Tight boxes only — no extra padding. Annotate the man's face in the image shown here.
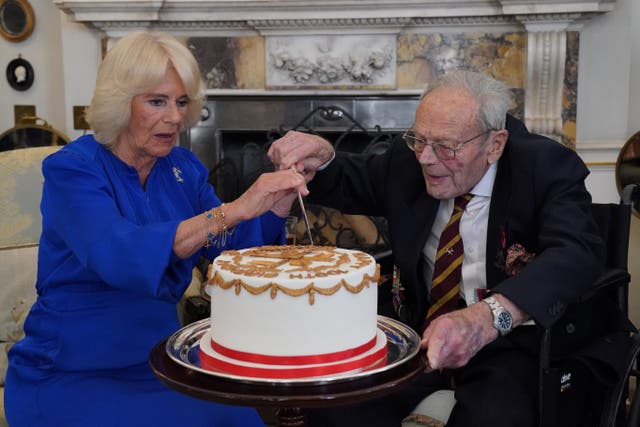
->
[412,87,507,200]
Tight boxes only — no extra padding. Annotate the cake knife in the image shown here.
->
[291,166,314,245]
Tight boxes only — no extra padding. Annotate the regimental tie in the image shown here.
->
[424,193,473,330]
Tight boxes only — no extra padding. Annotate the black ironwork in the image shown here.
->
[207,105,400,256]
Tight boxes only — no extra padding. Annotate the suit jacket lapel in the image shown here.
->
[410,194,438,259]
[402,191,439,326]
[486,151,512,287]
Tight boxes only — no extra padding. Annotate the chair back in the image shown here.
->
[0,146,61,378]
[0,145,61,248]
[591,202,631,271]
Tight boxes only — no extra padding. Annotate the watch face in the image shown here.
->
[496,311,512,331]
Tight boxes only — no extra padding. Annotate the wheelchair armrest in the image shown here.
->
[579,268,630,304]
[539,268,630,368]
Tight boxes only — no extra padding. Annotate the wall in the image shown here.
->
[1,2,65,135]
[575,0,640,325]
[0,1,100,140]
[0,0,638,322]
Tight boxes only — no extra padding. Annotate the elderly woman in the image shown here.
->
[4,31,306,426]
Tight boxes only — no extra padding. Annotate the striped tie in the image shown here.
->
[424,193,473,329]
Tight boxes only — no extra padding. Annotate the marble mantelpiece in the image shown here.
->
[54,0,617,145]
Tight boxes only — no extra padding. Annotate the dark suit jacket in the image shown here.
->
[308,115,605,339]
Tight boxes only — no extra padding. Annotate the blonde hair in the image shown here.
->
[85,31,205,146]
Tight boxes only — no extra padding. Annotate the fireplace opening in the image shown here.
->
[207,105,406,252]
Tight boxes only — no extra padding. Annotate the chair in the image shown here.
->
[403,184,640,427]
[539,185,640,427]
[0,146,62,427]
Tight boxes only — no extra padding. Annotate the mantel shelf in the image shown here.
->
[54,0,616,35]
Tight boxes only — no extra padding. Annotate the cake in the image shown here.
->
[200,245,387,379]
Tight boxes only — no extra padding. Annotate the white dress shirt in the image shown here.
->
[422,162,497,305]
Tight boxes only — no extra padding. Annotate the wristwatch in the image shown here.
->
[483,295,513,335]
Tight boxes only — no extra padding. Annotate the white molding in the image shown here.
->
[54,1,617,36]
[499,0,615,14]
[576,139,626,150]
[576,139,625,165]
[203,88,423,97]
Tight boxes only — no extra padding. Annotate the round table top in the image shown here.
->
[149,338,426,409]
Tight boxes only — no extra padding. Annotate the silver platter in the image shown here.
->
[166,315,421,385]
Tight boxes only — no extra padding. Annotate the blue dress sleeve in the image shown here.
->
[40,149,190,301]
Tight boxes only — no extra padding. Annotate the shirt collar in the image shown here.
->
[470,161,497,198]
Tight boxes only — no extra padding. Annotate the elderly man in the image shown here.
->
[268,71,606,427]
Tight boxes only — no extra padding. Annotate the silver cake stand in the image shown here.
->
[149,315,425,427]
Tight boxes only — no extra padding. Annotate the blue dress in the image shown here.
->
[5,135,282,426]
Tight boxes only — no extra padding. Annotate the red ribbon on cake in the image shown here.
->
[199,345,388,379]
[210,336,377,366]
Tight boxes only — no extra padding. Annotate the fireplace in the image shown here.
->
[182,94,419,253]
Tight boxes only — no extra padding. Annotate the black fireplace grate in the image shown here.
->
[208,106,401,253]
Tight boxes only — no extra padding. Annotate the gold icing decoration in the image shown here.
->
[207,245,380,305]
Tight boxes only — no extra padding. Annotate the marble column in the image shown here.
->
[517,16,578,138]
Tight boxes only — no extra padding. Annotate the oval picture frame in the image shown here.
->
[0,0,35,42]
[6,56,34,91]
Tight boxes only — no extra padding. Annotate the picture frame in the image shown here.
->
[6,56,34,91]
[0,0,35,42]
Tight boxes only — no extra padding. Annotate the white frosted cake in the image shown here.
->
[200,245,387,379]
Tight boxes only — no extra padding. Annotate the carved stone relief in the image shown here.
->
[266,35,396,88]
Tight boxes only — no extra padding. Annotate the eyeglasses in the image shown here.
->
[402,128,494,160]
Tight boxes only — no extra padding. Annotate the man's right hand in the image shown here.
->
[268,130,335,181]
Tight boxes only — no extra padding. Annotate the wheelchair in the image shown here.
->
[538,183,640,427]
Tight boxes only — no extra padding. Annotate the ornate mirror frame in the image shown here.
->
[616,131,640,217]
[0,0,35,42]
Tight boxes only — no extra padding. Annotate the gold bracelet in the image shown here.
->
[204,203,234,248]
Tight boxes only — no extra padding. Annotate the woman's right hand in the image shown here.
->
[174,169,307,259]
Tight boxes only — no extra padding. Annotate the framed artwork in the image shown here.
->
[6,56,34,91]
